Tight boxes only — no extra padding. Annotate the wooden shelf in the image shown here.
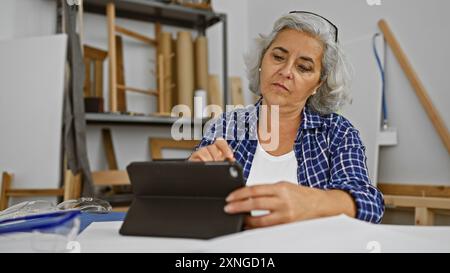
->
[85,112,208,126]
[83,0,225,30]
[82,0,229,109]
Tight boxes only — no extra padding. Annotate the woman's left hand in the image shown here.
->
[224,182,328,229]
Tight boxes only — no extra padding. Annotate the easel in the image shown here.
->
[106,3,170,115]
[378,20,450,225]
[1,171,81,211]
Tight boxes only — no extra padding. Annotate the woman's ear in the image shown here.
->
[311,84,321,95]
[312,79,325,95]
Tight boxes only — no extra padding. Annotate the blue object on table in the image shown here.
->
[79,212,126,233]
[0,210,81,235]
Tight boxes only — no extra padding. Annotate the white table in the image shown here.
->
[75,215,450,253]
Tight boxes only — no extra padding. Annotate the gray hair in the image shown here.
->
[244,13,352,115]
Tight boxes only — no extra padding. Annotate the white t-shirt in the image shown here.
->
[246,139,298,216]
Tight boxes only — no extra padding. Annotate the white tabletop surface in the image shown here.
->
[73,215,450,253]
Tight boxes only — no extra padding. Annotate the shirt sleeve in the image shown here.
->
[327,126,385,224]
[191,114,224,153]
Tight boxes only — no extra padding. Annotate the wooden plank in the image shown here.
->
[115,35,127,112]
[83,59,91,97]
[84,45,107,60]
[230,77,244,106]
[107,3,117,112]
[112,206,129,212]
[1,172,13,210]
[194,36,208,91]
[157,54,165,113]
[64,170,81,201]
[149,138,198,160]
[92,170,130,186]
[378,183,450,198]
[384,195,450,210]
[6,189,64,197]
[115,25,156,46]
[117,84,158,96]
[378,20,450,154]
[415,207,434,226]
[159,32,173,113]
[177,1,212,10]
[101,128,118,170]
[94,60,104,98]
[208,74,223,108]
[171,37,178,106]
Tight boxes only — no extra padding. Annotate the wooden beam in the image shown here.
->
[230,77,244,106]
[178,2,212,10]
[116,35,127,112]
[115,25,157,46]
[415,207,434,226]
[112,206,129,212]
[92,170,130,186]
[6,189,64,197]
[157,54,165,113]
[1,172,13,210]
[107,3,118,112]
[64,170,81,201]
[118,84,158,96]
[83,59,91,97]
[101,128,118,170]
[378,183,450,198]
[378,19,450,154]
[94,60,104,98]
[149,138,198,160]
[84,45,108,60]
[384,195,450,210]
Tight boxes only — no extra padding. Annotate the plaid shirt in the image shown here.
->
[195,100,384,223]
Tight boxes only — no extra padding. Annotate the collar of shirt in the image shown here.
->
[246,97,325,142]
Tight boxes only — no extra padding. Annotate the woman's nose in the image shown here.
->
[278,63,294,79]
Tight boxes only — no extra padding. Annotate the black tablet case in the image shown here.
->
[119,161,245,239]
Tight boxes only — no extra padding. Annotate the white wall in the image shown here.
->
[0,0,56,39]
[235,0,450,185]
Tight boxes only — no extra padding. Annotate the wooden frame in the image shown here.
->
[376,20,450,225]
[378,20,450,154]
[379,183,450,225]
[106,2,166,114]
[83,45,107,98]
[149,138,198,160]
[378,183,450,198]
[0,171,81,211]
[384,195,450,225]
[90,170,130,212]
[91,170,130,186]
[101,128,118,170]
[172,0,212,11]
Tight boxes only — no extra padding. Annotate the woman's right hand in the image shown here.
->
[189,138,235,162]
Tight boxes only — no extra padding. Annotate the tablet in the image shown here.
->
[119,161,245,239]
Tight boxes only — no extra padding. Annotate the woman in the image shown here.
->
[189,11,384,228]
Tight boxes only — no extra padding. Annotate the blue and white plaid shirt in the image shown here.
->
[195,99,384,223]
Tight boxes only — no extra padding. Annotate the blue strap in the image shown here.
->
[0,210,80,235]
[372,33,388,128]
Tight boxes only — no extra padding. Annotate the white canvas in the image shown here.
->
[0,34,67,204]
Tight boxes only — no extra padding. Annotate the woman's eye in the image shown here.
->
[273,54,284,61]
[297,65,312,72]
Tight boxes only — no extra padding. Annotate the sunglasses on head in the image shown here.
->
[289,11,338,43]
